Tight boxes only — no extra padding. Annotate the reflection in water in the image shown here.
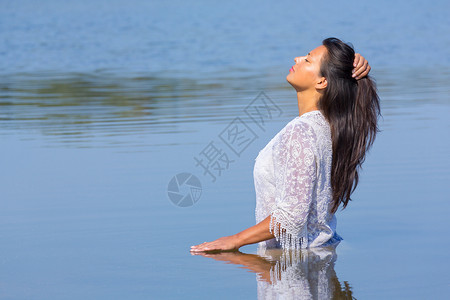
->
[193,245,354,300]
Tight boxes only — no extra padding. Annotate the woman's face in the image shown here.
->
[286,45,327,92]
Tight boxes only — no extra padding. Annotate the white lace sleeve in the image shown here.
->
[269,120,317,250]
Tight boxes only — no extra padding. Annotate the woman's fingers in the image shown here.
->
[191,244,217,252]
[352,53,364,77]
[190,241,216,252]
[354,62,370,79]
[360,63,371,79]
[190,236,239,253]
[353,53,362,68]
[352,53,371,80]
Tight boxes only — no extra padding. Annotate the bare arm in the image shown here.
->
[190,215,275,252]
[235,215,276,247]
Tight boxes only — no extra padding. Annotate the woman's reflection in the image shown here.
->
[192,244,354,299]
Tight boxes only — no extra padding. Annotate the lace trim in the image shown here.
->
[269,209,307,251]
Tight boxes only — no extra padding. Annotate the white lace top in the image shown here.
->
[254,110,342,250]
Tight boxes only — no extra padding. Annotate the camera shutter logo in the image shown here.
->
[167,173,202,207]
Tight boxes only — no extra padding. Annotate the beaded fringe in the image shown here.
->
[269,213,307,252]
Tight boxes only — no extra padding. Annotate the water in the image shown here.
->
[1,0,449,299]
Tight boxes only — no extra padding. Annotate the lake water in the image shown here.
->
[1,0,449,299]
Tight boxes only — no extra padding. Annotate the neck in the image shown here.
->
[296,89,320,117]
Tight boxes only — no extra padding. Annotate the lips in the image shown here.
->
[289,66,294,72]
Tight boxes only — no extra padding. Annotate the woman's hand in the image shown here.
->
[353,53,371,80]
[191,216,274,253]
[190,235,240,253]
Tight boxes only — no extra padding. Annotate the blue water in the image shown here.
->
[1,0,449,299]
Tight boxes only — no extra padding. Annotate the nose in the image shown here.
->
[294,56,305,64]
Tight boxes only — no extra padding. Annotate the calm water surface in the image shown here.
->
[1,0,449,299]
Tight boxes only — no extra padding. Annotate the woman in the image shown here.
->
[191,38,379,252]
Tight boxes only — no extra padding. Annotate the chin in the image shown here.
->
[286,76,295,88]
[286,74,293,84]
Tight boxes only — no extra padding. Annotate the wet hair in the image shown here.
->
[318,37,380,213]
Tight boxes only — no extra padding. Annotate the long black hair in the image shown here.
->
[318,37,380,213]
